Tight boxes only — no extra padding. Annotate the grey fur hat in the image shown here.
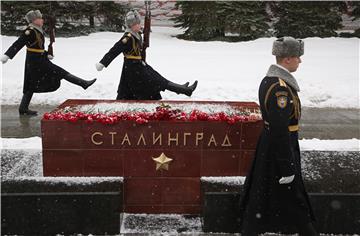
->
[25,10,42,23]
[272,37,304,57]
[125,10,141,28]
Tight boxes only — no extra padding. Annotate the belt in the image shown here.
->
[288,125,299,132]
[264,121,299,132]
[27,48,45,53]
[124,55,142,60]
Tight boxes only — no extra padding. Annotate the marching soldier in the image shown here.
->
[95,10,198,100]
[1,10,96,116]
[239,37,318,236]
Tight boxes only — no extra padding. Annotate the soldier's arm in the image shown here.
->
[4,29,33,59]
[99,35,131,67]
[267,85,295,177]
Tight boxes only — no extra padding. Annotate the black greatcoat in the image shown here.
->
[239,72,315,234]
[99,32,169,100]
[4,25,69,93]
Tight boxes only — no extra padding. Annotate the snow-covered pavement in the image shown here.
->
[1,27,359,108]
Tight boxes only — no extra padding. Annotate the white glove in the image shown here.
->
[279,175,295,184]
[1,54,10,64]
[95,62,105,71]
[48,54,54,60]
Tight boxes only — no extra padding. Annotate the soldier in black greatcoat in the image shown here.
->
[1,10,96,116]
[96,10,198,100]
[239,37,318,236]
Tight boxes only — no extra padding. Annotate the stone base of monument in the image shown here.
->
[1,177,123,235]
[201,151,360,234]
[41,99,263,214]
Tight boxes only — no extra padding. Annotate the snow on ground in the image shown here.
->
[1,137,359,151]
[120,213,202,234]
[1,149,42,178]
[13,176,123,184]
[0,136,41,149]
[1,27,359,108]
[300,138,360,151]
[201,176,246,186]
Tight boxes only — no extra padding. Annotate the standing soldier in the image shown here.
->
[95,10,198,100]
[239,37,318,236]
[0,10,96,116]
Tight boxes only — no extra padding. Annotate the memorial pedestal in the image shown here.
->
[41,99,262,214]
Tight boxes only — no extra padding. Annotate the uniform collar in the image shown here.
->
[125,28,142,42]
[266,64,300,92]
[29,23,44,34]
[273,63,290,73]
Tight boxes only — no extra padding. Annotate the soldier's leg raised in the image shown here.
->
[143,64,196,96]
[19,92,37,116]
[63,73,96,90]
[166,80,198,97]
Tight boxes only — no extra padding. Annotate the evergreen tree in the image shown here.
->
[349,1,360,37]
[172,1,224,41]
[97,1,128,31]
[0,1,128,36]
[272,1,344,38]
[219,1,270,41]
[1,1,58,34]
[172,1,270,41]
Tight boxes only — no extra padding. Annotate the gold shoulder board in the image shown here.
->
[279,78,287,87]
[121,37,128,44]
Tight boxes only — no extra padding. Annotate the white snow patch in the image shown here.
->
[0,136,42,149]
[2,149,43,178]
[201,176,246,186]
[299,138,360,151]
[1,26,359,108]
[14,176,123,184]
[120,213,202,234]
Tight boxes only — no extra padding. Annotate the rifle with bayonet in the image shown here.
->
[142,1,151,62]
[46,15,56,57]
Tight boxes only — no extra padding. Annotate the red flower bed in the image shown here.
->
[43,105,260,125]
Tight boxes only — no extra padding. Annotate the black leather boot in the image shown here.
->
[64,73,96,90]
[166,80,198,97]
[19,92,38,116]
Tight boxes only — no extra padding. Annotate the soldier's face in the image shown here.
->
[131,23,141,33]
[33,18,44,27]
[286,57,302,72]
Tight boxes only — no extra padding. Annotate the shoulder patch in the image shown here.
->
[126,32,132,37]
[29,26,34,29]
[121,37,129,44]
[278,78,287,87]
[25,30,31,35]
[277,96,288,109]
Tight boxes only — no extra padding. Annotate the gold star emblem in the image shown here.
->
[152,153,173,171]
